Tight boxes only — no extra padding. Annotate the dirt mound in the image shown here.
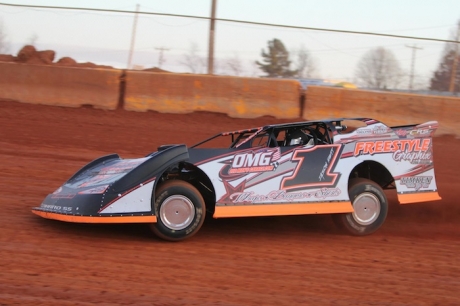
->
[17,45,55,64]
[0,54,15,62]
[16,44,36,61]
[55,56,77,66]
[1,45,114,69]
[143,66,171,73]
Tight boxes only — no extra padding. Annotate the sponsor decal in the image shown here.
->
[228,148,281,174]
[78,159,145,188]
[356,129,373,135]
[217,145,342,204]
[41,204,73,212]
[356,125,391,135]
[218,180,247,203]
[354,138,432,164]
[393,150,432,164]
[98,159,145,175]
[319,147,336,181]
[282,145,341,191]
[409,128,432,137]
[394,129,408,137]
[223,188,341,204]
[51,186,75,199]
[400,176,433,190]
[395,128,432,138]
[51,193,76,199]
[79,174,108,188]
[78,185,109,194]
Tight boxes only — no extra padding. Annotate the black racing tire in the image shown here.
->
[333,178,388,236]
[150,180,206,241]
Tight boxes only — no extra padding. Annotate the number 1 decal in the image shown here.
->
[281,145,342,191]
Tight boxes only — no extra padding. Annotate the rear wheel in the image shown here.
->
[333,178,388,235]
[150,180,205,241]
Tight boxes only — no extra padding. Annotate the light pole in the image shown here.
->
[449,22,460,93]
[207,0,217,74]
[405,44,422,91]
[127,4,140,69]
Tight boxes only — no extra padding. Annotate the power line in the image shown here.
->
[0,2,459,44]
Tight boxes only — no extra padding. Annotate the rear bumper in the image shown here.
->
[397,191,442,204]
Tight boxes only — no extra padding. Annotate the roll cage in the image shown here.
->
[190,119,359,149]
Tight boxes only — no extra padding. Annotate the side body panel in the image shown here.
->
[190,144,354,218]
[190,120,441,218]
[334,120,441,204]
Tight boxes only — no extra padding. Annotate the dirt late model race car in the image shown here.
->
[32,118,441,241]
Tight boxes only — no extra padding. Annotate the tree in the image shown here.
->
[295,44,317,78]
[430,21,460,93]
[0,18,10,54]
[180,42,206,74]
[430,50,460,92]
[224,53,244,76]
[256,38,297,78]
[355,47,403,89]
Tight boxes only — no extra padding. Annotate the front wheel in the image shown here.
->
[333,178,388,235]
[150,180,206,241]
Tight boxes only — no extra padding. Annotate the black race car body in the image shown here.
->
[33,118,441,240]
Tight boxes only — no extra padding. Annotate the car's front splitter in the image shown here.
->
[31,208,157,223]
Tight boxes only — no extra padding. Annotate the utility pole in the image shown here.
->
[127,4,140,69]
[155,47,169,68]
[405,44,423,90]
[449,22,460,93]
[207,0,217,75]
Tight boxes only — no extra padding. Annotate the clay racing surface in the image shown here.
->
[0,100,459,305]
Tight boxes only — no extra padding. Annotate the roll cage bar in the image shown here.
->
[190,118,378,149]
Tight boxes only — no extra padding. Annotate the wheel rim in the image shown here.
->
[159,195,195,230]
[352,192,380,225]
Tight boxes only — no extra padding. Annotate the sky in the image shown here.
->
[0,0,459,88]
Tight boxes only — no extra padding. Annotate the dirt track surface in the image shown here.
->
[1,101,459,305]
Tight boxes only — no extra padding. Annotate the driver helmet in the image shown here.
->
[288,129,309,145]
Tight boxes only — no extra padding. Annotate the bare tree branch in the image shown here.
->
[179,42,205,74]
[295,45,317,78]
[355,47,403,89]
[0,19,10,54]
[225,53,243,76]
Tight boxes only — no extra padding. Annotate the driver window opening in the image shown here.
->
[284,128,315,147]
[276,130,286,147]
[251,134,270,148]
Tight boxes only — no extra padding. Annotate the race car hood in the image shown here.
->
[33,145,189,218]
[64,155,151,193]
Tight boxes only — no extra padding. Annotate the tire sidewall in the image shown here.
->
[151,181,205,241]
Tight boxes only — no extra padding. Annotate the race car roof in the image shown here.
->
[221,117,377,136]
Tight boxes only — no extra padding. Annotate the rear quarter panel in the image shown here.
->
[334,120,440,203]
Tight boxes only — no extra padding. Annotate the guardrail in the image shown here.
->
[0,62,121,110]
[303,86,459,135]
[123,71,301,119]
[0,62,458,135]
